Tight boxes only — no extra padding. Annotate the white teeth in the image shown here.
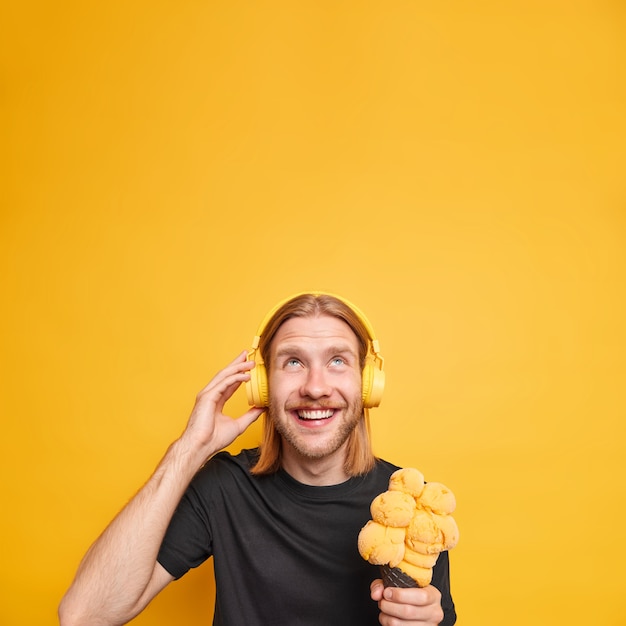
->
[297,409,334,420]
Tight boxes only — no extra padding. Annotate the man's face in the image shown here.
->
[267,314,364,464]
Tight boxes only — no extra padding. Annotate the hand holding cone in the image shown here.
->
[358,468,458,587]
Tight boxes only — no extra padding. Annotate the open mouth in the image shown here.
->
[296,409,335,421]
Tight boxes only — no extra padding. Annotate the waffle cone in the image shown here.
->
[380,564,420,588]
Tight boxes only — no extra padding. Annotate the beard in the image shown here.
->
[268,397,364,462]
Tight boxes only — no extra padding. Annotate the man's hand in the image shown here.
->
[370,579,444,625]
[179,351,265,460]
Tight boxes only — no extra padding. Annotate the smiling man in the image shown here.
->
[59,293,456,626]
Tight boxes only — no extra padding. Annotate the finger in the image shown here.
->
[196,353,255,402]
[207,370,253,414]
[382,585,430,606]
[233,406,265,435]
[370,579,384,601]
[198,351,253,394]
[378,585,443,623]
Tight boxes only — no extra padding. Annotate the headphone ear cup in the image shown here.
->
[362,363,385,408]
[246,361,269,407]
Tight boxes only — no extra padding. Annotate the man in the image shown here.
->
[59,293,456,625]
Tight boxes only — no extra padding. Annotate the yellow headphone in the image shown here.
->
[245,292,385,409]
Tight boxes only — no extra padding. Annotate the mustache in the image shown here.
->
[284,401,346,411]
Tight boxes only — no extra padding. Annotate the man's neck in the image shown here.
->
[280,447,350,486]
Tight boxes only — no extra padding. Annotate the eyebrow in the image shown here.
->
[272,343,358,360]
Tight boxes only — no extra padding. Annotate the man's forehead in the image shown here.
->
[270,314,359,347]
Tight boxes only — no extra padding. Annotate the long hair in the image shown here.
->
[251,293,377,476]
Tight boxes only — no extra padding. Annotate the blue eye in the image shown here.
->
[331,357,345,366]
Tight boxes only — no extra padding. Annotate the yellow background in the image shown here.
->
[1,2,625,624]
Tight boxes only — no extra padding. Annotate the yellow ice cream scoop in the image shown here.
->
[357,521,406,568]
[370,490,416,528]
[419,481,456,515]
[406,508,444,547]
[433,512,459,550]
[388,467,425,498]
[358,468,458,588]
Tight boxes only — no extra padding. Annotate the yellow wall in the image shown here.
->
[1,2,625,624]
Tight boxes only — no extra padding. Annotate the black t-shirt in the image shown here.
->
[158,448,456,625]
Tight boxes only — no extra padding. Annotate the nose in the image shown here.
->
[300,365,332,399]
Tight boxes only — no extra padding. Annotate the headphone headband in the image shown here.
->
[251,291,380,354]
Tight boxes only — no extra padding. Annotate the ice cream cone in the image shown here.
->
[380,564,419,588]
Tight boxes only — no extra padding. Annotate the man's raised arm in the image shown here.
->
[58,352,264,625]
